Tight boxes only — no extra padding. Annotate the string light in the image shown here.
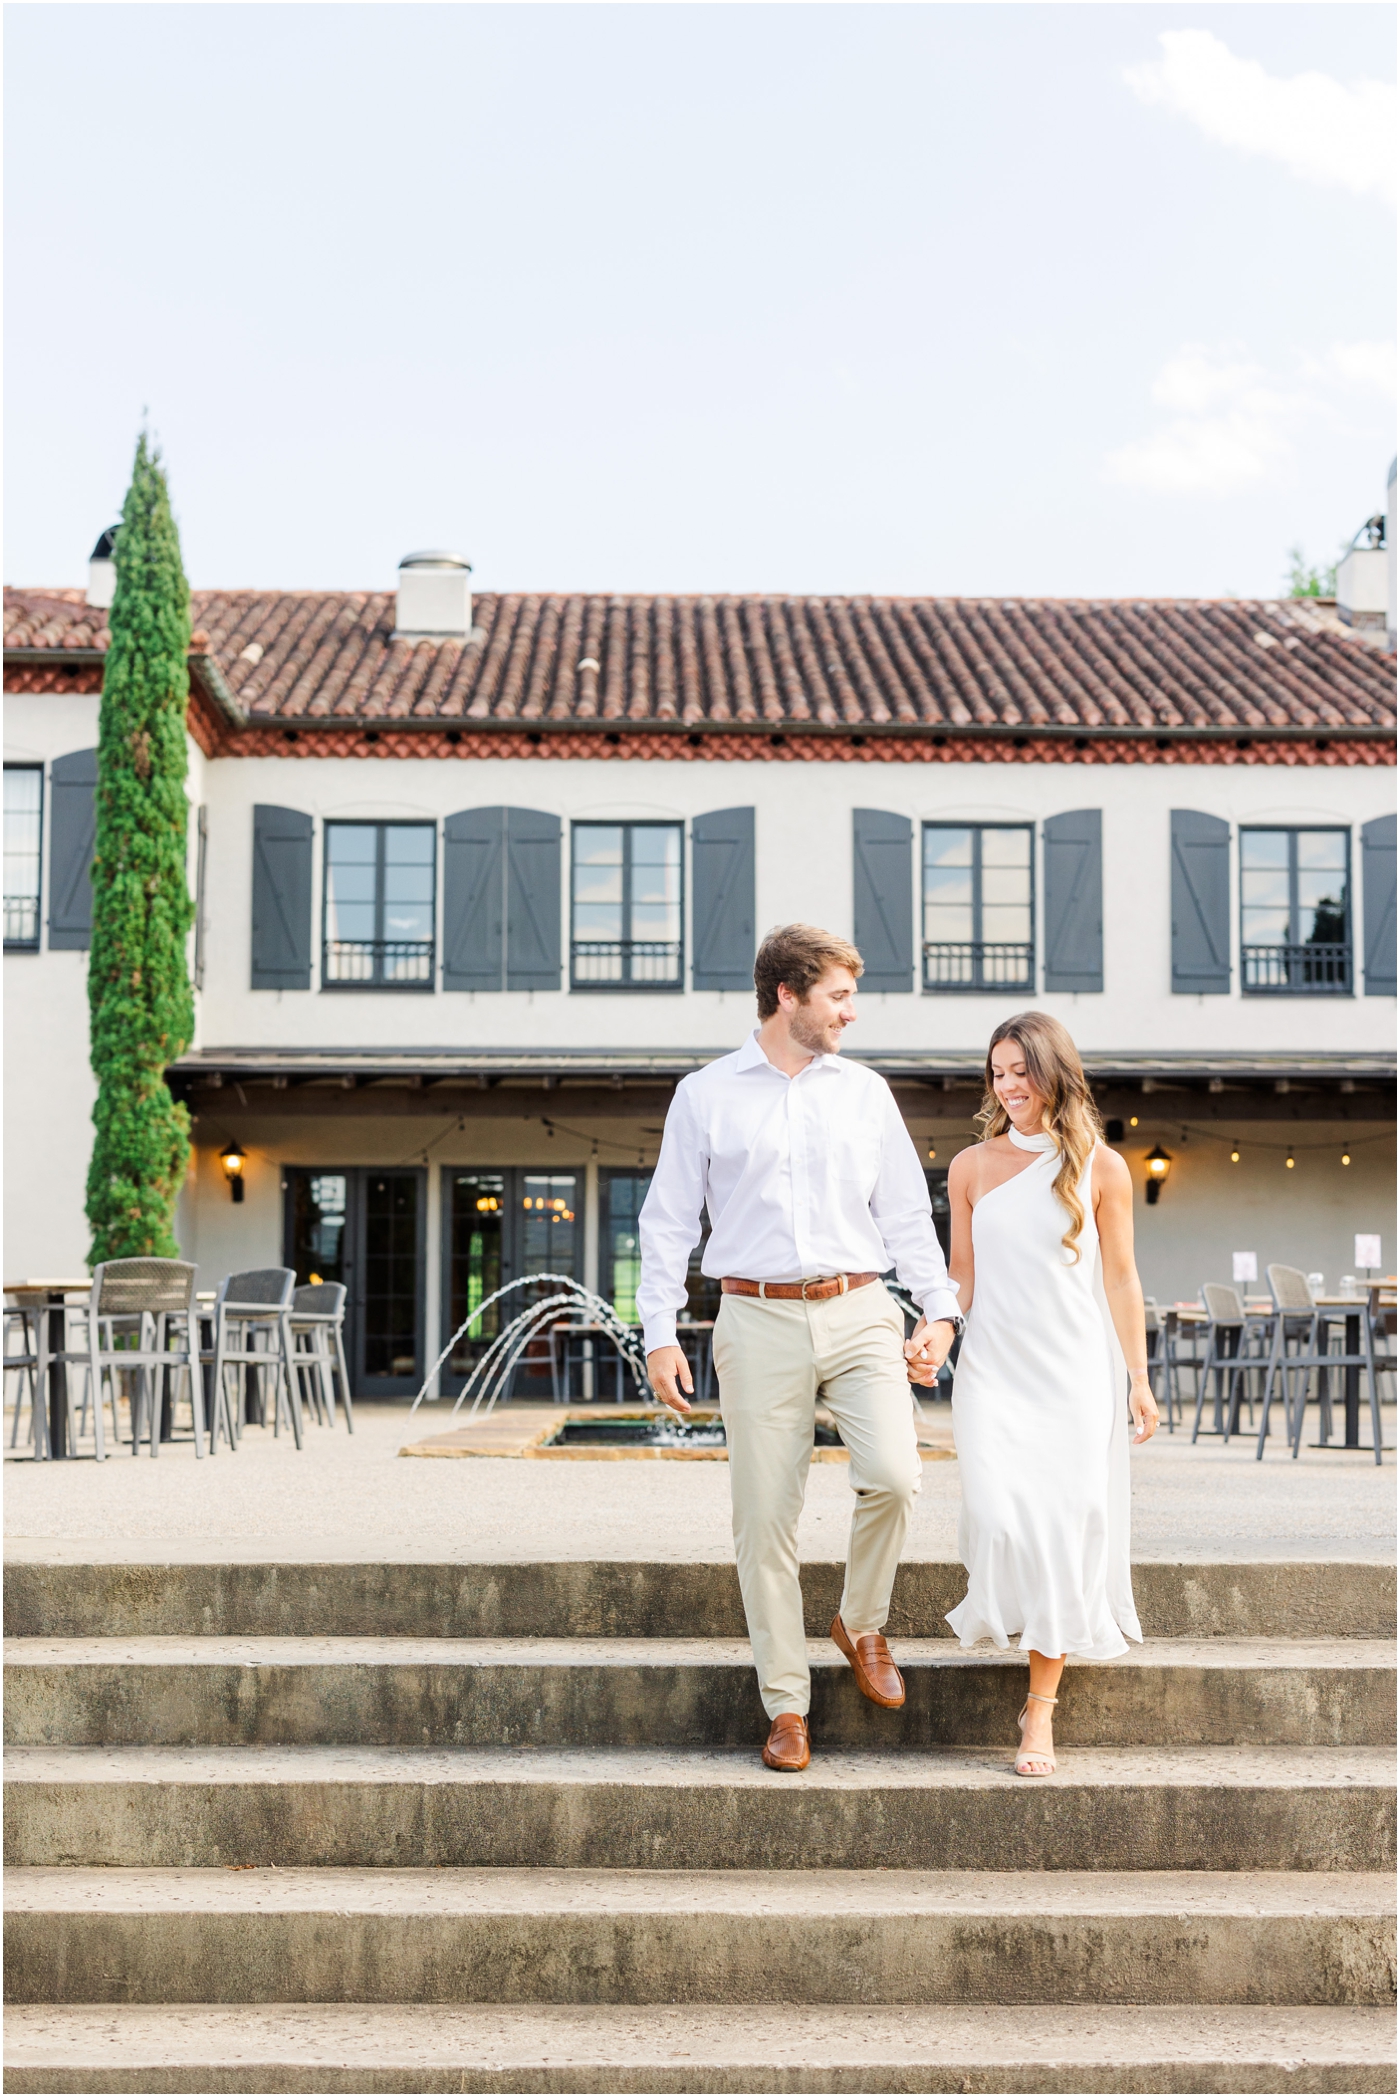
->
[927,1147,938,1162]
[1285,1152,1296,1169]
[1129,1115,1139,1127]
[1229,1145,1241,1163]
[1341,1149,1352,1166]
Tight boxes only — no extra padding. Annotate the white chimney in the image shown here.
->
[1336,512,1388,630]
[86,525,119,610]
[394,551,473,640]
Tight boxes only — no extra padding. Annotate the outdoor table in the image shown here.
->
[548,1319,715,1405]
[3,1279,91,1460]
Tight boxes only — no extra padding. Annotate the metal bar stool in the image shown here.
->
[289,1282,353,1432]
[206,1268,302,1454]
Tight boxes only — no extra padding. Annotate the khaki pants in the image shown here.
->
[713,1282,922,1719]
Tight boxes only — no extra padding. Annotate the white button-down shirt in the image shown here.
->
[637,1029,961,1354]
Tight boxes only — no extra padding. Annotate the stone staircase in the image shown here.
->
[4,1556,1395,2093]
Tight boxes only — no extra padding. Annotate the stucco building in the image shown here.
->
[5,542,1395,1395]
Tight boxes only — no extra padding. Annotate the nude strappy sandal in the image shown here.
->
[1015,1690,1058,1776]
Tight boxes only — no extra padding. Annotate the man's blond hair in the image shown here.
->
[753,924,863,1019]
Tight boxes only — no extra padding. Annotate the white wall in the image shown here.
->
[4,695,102,1278]
[3,697,207,1279]
[5,688,1394,1284]
[191,747,1395,1057]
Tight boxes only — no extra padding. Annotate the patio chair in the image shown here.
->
[288,1282,353,1432]
[4,1304,45,1455]
[1260,1270,1386,1466]
[1143,1299,1176,1432]
[83,1260,200,1460]
[206,1268,302,1454]
[1191,1284,1267,1444]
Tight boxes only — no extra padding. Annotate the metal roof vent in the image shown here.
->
[86,525,120,611]
[394,550,473,640]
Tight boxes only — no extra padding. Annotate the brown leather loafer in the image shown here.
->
[831,1613,906,1708]
[762,1712,811,1771]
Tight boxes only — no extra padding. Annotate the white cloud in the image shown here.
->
[1314,340,1397,399]
[1124,30,1396,207]
[1103,340,1395,497]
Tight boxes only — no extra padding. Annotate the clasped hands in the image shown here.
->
[646,1315,956,1417]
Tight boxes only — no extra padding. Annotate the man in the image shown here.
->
[639,923,962,1772]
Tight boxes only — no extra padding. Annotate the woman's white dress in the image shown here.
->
[947,1129,1141,1661]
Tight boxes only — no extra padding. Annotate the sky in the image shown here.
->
[4,2,1395,600]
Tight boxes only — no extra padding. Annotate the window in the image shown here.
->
[1240,828,1351,994]
[601,1168,720,1326]
[572,823,683,988]
[922,824,1033,991]
[4,766,42,950]
[323,822,435,987]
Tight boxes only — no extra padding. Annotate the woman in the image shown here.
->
[942,1011,1157,1776]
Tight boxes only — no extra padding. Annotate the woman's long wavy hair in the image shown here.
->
[975,1011,1103,1261]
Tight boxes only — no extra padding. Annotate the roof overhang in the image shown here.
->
[169,1045,1397,1093]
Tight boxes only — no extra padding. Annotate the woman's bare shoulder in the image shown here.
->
[947,1140,992,1191]
[1092,1142,1132,1193]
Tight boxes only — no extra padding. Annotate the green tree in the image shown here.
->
[85,435,195,1264]
[1284,545,1339,599]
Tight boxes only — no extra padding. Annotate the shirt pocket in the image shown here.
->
[836,1115,884,1193]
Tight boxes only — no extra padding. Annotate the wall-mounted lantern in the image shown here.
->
[220,1142,247,1204]
[1144,1144,1172,1206]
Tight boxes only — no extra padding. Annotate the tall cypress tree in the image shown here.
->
[85,435,195,1264]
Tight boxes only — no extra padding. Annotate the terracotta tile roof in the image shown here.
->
[5,585,1394,743]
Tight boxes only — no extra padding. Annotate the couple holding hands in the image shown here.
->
[639,922,1157,1778]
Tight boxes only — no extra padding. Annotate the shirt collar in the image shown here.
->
[737,1028,841,1076]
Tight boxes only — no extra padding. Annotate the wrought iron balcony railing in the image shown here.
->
[1242,942,1352,994]
[572,939,683,988]
[323,939,434,987]
[924,940,1035,992]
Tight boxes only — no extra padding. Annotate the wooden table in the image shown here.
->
[4,1279,90,1460]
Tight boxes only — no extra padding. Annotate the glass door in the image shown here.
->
[600,1168,720,1325]
[442,1168,581,1396]
[285,1167,427,1398]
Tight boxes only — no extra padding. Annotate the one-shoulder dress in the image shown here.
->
[946,1130,1141,1661]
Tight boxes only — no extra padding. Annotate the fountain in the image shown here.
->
[409,1274,651,1425]
[408,1275,943,1450]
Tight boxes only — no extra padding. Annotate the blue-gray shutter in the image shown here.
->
[442,808,505,991]
[1170,810,1230,994]
[1361,813,1396,996]
[692,807,755,991]
[250,805,313,989]
[1043,808,1103,993]
[853,809,913,991]
[506,809,561,991]
[47,748,98,950]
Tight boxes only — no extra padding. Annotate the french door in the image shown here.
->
[284,1168,427,1398]
[441,1167,581,1396]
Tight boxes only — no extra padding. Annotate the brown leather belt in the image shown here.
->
[721,1273,880,1302]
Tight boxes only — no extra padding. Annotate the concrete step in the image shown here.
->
[7,1557,1393,1642]
[6,1867,1394,2008]
[4,2001,1395,2093]
[6,1744,1393,1872]
[5,1637,1393,1750]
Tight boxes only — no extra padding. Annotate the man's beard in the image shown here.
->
[789,1002,839,1055]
